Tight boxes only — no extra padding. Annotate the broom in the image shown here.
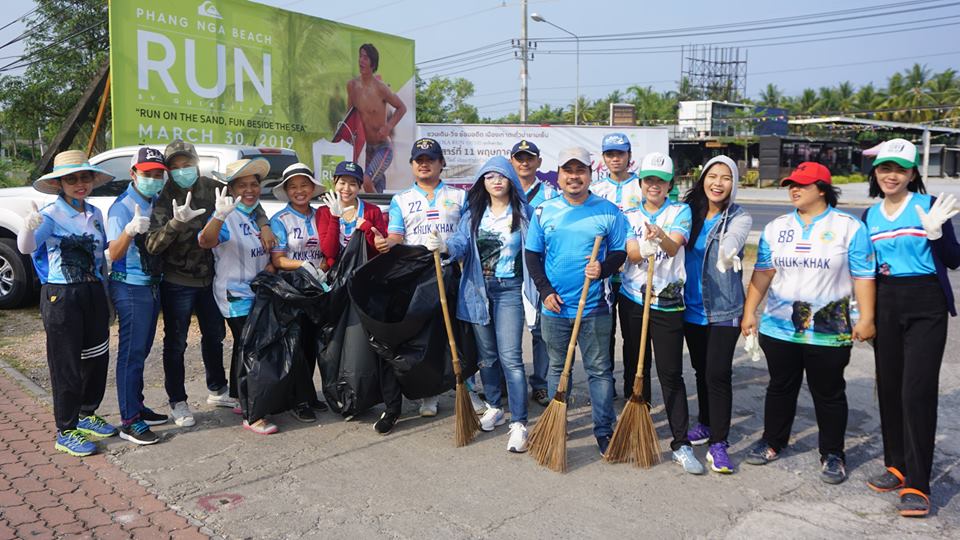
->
[433,248,481,447]
[527,236,603,472]
[603,255,661,467]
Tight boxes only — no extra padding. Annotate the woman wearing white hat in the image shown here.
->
[620,151,703,475]
[198,158,277,434]
[862,138,960,517]
[17,150,118,456]
[269,162,328,423]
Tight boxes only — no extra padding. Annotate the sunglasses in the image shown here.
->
[60,172,95,185]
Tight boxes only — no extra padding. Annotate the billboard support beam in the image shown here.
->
[33,62,109,178]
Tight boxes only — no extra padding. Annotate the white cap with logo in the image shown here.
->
[873,138,919,169]
[639,152,674,182]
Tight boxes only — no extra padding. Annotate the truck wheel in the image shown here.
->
[0,238,34,309]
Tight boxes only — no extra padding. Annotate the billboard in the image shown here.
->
[417,124,670,188]
[108,0,415,191]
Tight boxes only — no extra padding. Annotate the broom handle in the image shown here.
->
[557,236,604,394]
[632,255,656,397]
[434,249,463,378]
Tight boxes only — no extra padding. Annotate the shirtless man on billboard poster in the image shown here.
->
[345,43,407,193]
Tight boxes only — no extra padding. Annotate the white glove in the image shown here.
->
[744,333,762,362]
[301,261,324,281]
[172,192,206,223]
[716,247,742,274]
[638,238,658,259]
[124,205,150,236]
[23,201,43,232]
[323,192,343,217]
[213,187,238,221]
[424,231,446,253]
[916,192,959,241]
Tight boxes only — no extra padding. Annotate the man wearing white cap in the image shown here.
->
[524,146,628,455]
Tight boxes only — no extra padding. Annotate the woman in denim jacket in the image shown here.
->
[442,156,538,454]
[682,155,752,473]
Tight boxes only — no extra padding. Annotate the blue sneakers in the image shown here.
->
[55,430,97,457]
[687,423,711,446]
[707,442,735,474]
[672,445,706,475]
[76,414,118,438]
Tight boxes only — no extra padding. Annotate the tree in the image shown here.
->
[759,84,783,108]
[415,73,479,124]
[0,0,109,157]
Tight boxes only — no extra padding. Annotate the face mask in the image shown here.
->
[135,174,165,197]
[236,201,258,213]
[170,166,199,188]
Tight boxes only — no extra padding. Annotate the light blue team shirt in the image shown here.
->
[755,207,875,347]
[477,205,522,278]
[108,183,160,286]
[590,173,643,211]
[864,192,937,277]
[269,204,323,267]
[206,206,270,318]
[526,180,558,210]
[30,197,107,285]
[620,201,692,311]
[683,213,722,325]
[387,181,465,246]
[526,193,628,319]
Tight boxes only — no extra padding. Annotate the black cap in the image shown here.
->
[410,138,443,162]
[511,140,540,157]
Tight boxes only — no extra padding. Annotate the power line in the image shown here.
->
[0,20,107,72]
[0,7,37,34]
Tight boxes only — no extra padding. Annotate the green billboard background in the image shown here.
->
[108,0,415,184]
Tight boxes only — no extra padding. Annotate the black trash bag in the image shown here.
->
[237,267,326,423]
[349,245,478,400]
[317,234,383,417]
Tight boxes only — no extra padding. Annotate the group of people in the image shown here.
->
[18,132,957,518]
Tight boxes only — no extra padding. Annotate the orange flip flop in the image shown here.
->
[897,488,930,517]
[867,466,905,493]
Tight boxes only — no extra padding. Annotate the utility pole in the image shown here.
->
[520,0,528,123]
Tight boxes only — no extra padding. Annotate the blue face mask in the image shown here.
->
[170,166,199,188]
[135,174,165,197]
[236,201,258,213]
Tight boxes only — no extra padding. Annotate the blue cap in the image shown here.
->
[334,160,364,182]
[601,132,631,153]
[510,139,540,157]
[410,138,444,162]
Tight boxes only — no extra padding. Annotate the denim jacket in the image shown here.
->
[697,203,752,323]
[446,157,539,326]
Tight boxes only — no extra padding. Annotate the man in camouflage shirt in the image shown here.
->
[146,139,276,427]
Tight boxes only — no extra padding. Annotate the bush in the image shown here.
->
[0,158,31,188]
[743,170,759,186]
[831,173,866,185]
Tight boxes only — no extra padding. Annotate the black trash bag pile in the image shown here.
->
[237,267,328,423]
[349,245,478,400]
[317,234,383,417]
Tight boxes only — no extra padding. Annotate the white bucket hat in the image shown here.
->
[272,162,324,202]
[33,150,114,195]
[210,158,270,185]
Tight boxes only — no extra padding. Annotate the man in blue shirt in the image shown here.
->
[525,147,628,455]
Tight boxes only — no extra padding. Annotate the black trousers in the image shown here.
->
[379,356,403,415]
[759,335,851,459]
[875,275,948,495]
[619,295,690,450]
[225,316,246,400]
[40,282,110,433]
[684,322,740,444]
[296,318,320,407]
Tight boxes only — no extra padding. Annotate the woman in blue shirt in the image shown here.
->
[681,156,752,474]
[199,158,275,435]
[17,150,118,457]
[861,139,960,517]
[441,156,537,453]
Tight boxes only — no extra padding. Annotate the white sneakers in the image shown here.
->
[507,422,528,453]
[479,407,506,432]
[207,388,239,408]
[170,401,195,427]
[419,396,439,417]
[470,392,487,415]
[243,418,278,435]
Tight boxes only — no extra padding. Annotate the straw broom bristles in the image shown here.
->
[433,249,480,447]
[604,255,661,467]
[527,236,603,472]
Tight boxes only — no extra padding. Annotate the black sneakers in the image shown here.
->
[291,403,317,423]
[119,421,159,445]
[820,454,847,484]
[374,411,400,435]
[140,408,169,426]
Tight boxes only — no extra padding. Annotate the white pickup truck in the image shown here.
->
[0,144,300,309]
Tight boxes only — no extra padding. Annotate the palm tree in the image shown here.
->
[797,88,818,115]
[816,87,840,113]
[759,83,783,108]
[836,82,856,113]
[855,83,884,112]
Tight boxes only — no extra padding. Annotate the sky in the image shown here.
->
[2,0,958,119]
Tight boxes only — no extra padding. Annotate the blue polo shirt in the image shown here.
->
[30,197,107,284]
[108,184,161,285]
